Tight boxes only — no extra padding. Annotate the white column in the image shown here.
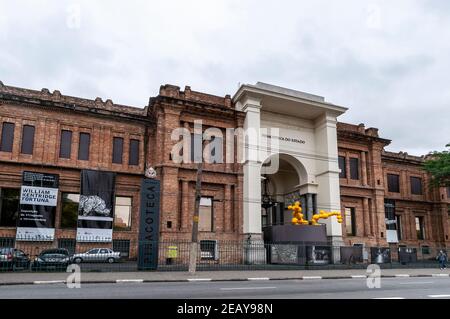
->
[314,113,343,242]
[242,96,263,237]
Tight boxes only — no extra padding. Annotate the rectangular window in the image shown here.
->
[114,196,132,231]
[415,216,425,240]
[345,207,356,236]
[410,177,423,195]
[199,197,213,232]
[0,188,19,227]
[0,122,15,152]
[21,125,35,155]
[349,158,359,180]
[384,199,396,230]
[447,187,450,199]
[112,137,124,164]
[421,246,430,255]
[78,132,90,161]
[209,136,223,164]
[396,215,402,240]
[338,156,346,178]
[60,193,79,229]
[200,240,218,260]
[0,237,15,248]
[59,130,72,159]
[128,139,140,166]
[261,208,268,228]
[113,240,130,258]
[387,174,400,193]
[190,134,203,163]
[58,239,76,255]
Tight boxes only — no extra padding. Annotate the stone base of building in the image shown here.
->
[263,225,328,243]
[328,235,345,264]
[242,233,266,264]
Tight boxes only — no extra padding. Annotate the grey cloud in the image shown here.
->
[0,0,449,154]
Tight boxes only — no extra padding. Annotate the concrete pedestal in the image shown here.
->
[243,233,266,265]
[328,236,345,264]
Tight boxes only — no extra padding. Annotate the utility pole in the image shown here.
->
[188,162,203,274]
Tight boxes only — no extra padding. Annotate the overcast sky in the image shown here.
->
[0,0,449,155]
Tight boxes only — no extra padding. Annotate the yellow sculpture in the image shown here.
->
[288,202,307,225]
[289,201,343,226]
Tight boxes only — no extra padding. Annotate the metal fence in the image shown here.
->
[0,237,448,272]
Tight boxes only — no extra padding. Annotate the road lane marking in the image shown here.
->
[116,279,144,283]
[33,280,65,285]
[187,278,212,282]
[428,295,450,298]
[220,287,277,291]
[247,277,270,281]
[432,274,450,277]
[373,297,405,299]
[351,275,367,278]
[302,276,322,280]
[395,274,410,277]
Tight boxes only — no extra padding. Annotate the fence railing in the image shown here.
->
[0,237,447,272]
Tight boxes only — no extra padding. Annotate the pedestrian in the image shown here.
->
[437,250,447,270]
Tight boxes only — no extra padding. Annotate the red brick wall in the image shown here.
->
[338,122,450,250]
[0,84,149,258]
[152,85,245,242]
[1,83,449,259]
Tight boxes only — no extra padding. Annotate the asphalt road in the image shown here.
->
[1,277,450,299]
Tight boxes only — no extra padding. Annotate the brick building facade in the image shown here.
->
[0,82,245,259]
[149,84,245,242]
[0,81,153,258]
[0,81,449,260]
[337,122,450,254]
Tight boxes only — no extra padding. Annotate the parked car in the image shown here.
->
[31,248,70,271]
[0,248,31,271]
[71,248,121,264]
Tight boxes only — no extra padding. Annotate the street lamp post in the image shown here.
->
[261,175,275,227]
[188,162,203,274]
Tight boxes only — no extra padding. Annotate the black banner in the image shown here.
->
[76,169,116,242]
[138,178,160,270]
[16,171,59,241]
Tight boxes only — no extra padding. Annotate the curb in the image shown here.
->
[0,273,449,286]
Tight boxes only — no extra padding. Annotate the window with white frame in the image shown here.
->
[199,197,213,232]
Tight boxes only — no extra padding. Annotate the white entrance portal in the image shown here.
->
[233,82,347,245]
[261,153,307,227]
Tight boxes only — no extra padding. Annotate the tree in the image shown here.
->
[423,144,450,188]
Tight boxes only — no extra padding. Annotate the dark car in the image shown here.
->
[0,248,31,271]
[31,248,70,271]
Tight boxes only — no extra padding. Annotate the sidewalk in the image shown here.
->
[0,268,449,286]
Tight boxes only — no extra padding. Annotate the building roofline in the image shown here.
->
[382,150,427,164]
[0,81,147,114]
[232,82,348,114]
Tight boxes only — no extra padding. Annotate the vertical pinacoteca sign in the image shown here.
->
[16,171,59,241]
[138,178,160,270]
[76,169,116,242]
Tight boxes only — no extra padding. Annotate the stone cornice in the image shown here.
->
[0,81,154,124]
[337,129,391,146]
[382,150,426,165]
[152,98,243,122]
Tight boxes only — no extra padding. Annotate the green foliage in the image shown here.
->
[423,144,450,187]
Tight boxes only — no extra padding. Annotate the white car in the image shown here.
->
[71,248,121,264]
